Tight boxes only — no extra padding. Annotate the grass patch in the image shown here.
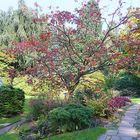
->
[19,123,31,131]
[0,115,22,124]
[44,127,106,140]
[0,127,106,140]
[0,131,19,140]
[23,98,31,115]
[131,98,140,104]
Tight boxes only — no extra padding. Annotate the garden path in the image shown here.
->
[98,104,140,140]
[0,119,25,134]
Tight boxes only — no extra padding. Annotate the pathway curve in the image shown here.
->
[98,104,140,140]
[0,119,25,134]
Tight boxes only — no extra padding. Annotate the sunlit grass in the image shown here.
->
[44,127,106,140]
[0,116,22,124]
[0,131,19,140]
[131,98,140,104]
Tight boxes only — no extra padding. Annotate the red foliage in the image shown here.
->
[39,32,51,40]
[5,1,140,94]
[8,68,17,79]
[108,96,131,112]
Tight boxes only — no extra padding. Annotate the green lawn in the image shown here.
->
[0,131,19,140]
[131,98,140,104]
[0,115,22,124]
[44,127,106,140]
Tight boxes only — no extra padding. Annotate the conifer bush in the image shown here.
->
[0,85,25,117]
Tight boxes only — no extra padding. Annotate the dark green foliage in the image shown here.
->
[114,72,140,97]
[0,85,25,117]
[48,103,94,133]
[48,107,70,133]
[64,104,94,130]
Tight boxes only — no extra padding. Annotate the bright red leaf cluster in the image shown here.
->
[108,96,131,112]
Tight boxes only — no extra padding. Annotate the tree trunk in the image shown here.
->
[10,77,14,86]
[65,89,74,101]
[66,83,79,101]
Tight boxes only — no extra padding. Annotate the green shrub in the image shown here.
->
[48,107,70,133]
[113,72,140,97]
[0,85,25,117]
[48,103,94,133]
[64,104,94,130]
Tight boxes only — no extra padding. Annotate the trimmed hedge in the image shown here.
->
[0,85,25,117]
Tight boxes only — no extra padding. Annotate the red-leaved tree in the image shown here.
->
[6,0,139,98]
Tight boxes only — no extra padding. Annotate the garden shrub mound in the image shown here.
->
[20,103,94,139]
[48,103,94,133]
[0,85,25,117]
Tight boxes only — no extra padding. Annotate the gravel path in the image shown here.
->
[98,104,140,140]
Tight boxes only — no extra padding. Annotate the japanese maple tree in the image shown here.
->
[6,0,139,97]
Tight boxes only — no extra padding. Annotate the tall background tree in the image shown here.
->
[0,0,47,88]
[0,0,48,48]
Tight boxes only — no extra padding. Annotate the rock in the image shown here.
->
[106,130,118,136]
[125,102,132,106]
[117,109,124,113]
